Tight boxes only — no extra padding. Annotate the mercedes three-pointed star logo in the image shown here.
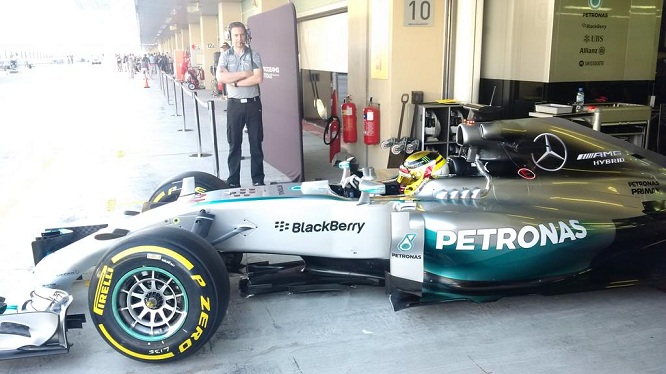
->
[531,133,567,171]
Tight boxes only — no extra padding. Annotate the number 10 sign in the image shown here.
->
[404,0,433,27]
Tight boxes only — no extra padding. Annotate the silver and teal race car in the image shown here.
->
[1,116,665,363]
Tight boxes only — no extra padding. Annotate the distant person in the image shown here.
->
[214,42,229,71]
[165,53,173,74]
[128,54,135,79]
[180,52,190,81]
[149,53,158,78]
[216,22,264,187]
[212,42,230,97]
[140,54,150,79]
[158,53,168,73]
[220,42,230,96]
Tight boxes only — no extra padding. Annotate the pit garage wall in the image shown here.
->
[479,0,663,119]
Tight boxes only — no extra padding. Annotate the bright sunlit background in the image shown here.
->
[0,0,139,62]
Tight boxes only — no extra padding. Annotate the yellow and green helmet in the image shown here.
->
[397,151,446,195]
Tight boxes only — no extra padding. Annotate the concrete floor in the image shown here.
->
[0,63,664,374]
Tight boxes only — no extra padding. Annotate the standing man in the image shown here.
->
[216,22,264,187]
[212,42,230,98]
[140,54,150,79]
[219,42,230,97]
[148,53,158,78]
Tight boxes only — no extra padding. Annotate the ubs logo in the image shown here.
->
[584,35,604,43]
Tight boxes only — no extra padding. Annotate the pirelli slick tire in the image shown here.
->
[146,171,227,210]
[88,227,230,363]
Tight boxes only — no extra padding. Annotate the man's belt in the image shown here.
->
[228,96,260,103]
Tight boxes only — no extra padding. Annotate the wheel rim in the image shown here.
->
[112,266,189,341]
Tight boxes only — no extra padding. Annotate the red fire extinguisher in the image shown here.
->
[363,98,380,145]
[342,96,357,143]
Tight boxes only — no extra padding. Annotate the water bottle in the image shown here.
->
[575,87,585,112]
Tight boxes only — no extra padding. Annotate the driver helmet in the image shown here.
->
[398,150,446,195]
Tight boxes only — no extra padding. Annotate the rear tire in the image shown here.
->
[146,171,227,210]
[88,227,230,363]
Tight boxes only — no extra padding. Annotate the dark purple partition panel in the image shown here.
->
[248,4,304,182]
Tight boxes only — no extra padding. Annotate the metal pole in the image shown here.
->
[209,100,221,178]
[188,93,209,155]
[173,79,179,116]
[166,76,171,105]
[178,84,189,128]
[193,91,201,134]
[192,98,205,157]
[188,92,201,141]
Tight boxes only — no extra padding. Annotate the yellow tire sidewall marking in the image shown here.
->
[111,245,194,270]
[98,323,175,360]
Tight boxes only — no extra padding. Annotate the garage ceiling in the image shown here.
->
[135,0,239,46]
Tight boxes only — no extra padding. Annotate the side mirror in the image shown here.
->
[359,180,385,194]
[358,180,385,205]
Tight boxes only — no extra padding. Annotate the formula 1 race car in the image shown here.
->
[1,116,665,363]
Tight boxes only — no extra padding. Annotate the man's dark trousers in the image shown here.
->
[226,99,264,186]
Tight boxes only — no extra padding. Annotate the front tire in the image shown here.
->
[88,227,230,363]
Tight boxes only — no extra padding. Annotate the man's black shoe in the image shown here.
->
[253,182,265,186]
[228,183,240,188]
